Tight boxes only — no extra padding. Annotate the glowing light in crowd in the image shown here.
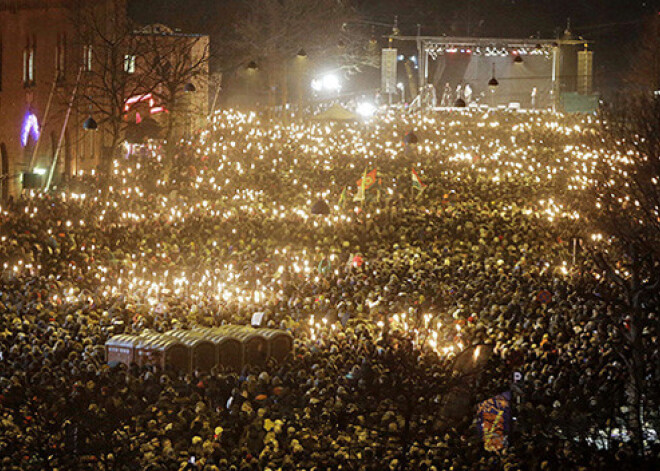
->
[356,102,376,118]
[3,107,626,363]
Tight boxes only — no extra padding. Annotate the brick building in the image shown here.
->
[0,0,208,198]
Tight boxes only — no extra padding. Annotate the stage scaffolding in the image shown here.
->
[389,35,592,111]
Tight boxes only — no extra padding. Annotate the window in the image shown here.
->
[124,54,136,74]
[55,32,66,83]
[83,44,93,72]
[23,35,35,87]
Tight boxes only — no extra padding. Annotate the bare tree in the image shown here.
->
[573,93,660,454]
[70,1,209,170]
[225,0,357,111]
[627,13,660,92]
[335,22,381,77]
[70,0,156,171]
[138,26,210,143]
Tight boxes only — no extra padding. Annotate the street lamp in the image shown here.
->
[182,82,196,137]
[368,30,378,52]
[295,49,308,116]
[488,63,499,89]
[83,115,98,130]
[311,73,341,95]
[488,63,499,108]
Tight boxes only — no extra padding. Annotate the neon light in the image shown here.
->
[150,106,168,115]
[21,112,40,147]
[124,93,154,112]
[126,93,152,105]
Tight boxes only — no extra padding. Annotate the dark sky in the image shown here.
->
[357,0,650,36]
[128,0,652,38]
[128,0,656,92]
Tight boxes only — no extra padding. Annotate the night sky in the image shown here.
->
[128,0,656,93]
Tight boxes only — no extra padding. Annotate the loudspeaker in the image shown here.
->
[577,50,593,95]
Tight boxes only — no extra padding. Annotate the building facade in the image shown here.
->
[0,0,208,198]
[0,0,76,198]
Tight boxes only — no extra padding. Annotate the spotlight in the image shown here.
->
[356,102,376,118]
[322,74,340,91]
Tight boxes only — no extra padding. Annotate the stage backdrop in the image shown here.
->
[430,53,553,109]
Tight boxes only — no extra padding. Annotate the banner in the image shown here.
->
[381,48,398,95]
[477,391,511,452]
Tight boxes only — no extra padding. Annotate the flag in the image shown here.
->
[356,168,378,191]
[317,257,331,274]
[411,167,427,191]
[353,168,368,202]
[477,391,511,453]
[354,168,380,202]
[338,187,348,208]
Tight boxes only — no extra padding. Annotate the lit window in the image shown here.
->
[23,35,36,86]
[124,54,136,74]
[83,44,93,72]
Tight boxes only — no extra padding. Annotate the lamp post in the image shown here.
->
[246,61,259,108]
[81,101,97,180]
[295,49,308,117]
[184,82,196,138]
[488,63,499,108]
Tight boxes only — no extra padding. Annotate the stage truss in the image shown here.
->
[389,35,590,110]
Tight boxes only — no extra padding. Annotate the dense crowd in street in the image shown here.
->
[1,108,659,470]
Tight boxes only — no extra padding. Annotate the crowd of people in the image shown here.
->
[1,108,659,470]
